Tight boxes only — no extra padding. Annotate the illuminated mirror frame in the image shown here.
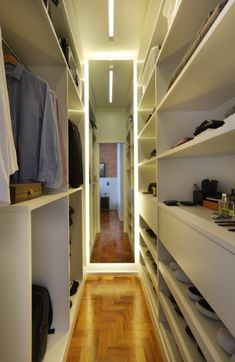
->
[84,55,139,273]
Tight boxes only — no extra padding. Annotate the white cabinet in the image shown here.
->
[138,0,235,360]
[0,1,86,361]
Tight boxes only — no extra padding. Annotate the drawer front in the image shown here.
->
[159,206,235,336]
[139,194,157,234]
[10,183,42,203]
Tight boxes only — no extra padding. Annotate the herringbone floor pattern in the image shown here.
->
[67,275,163,362]
[91,210,134,263]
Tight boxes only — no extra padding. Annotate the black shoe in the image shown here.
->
[185,325,195,341]
[187,286,203,301]
[175,305,185,319]
[196,298,220,321]
[70,280,79,296]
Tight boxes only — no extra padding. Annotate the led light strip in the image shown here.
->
[109,66,113,103]
[108,0,114,39]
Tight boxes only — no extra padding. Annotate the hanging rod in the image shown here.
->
[2,38,27,68]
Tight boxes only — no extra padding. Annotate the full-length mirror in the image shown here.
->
[88,59,134,263]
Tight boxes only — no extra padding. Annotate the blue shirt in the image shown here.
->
[5,63,60,188]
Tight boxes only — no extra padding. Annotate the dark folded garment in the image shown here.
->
[194,119,224,136]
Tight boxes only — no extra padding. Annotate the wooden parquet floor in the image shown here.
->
[67,275,163,362]
[91,211,134,263]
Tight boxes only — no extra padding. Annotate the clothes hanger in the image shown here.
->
[4,53,18,65]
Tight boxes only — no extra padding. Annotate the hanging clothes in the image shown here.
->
[0,28,18,206]
[5,62,61,188]
[68,119,83,188]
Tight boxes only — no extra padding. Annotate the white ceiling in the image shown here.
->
[68,0,153,110]
[73,0,150,59]
[89,60,133,109]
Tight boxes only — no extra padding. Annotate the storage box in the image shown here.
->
[10,183,42,204]
[203,199,218,211]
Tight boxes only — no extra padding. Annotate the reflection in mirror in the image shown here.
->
[88,59,134,263]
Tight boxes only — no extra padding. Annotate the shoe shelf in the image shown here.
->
[139,227,158,263]
[140,245,158,292]
[140,264,159,321]
[157,0,235,111]
[159,261,230,362]
[44,278,85,362]
[158,322,182,362]
[159,291,206,362]
[157,118,235,159]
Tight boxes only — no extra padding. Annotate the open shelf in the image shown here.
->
[68,71,84,111]
[44,279,85,362]
[138,0,167,85]
[159,291,205,362]
[138,156,157,167]
[138,66,156,110]
[0,0,66,66]
[139,227,158,263]
[140,264,159,320]
[159,323,182,362]
[157,0,235,111]
[157,0,219,64]
[138,110,157,138]
[157,118,235,159]
[140,246,158,292]
[159,262,230,362]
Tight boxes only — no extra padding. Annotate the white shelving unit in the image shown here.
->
[0,1,86,361]
[125,114,135,248]
[137,0,235,360]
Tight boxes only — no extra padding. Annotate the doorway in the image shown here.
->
[91,143,134,263]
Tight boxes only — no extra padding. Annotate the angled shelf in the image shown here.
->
[157,0,219,64]
[157,0,235,111]
[139,227,158,262]
[138,0,167,84]
[159,292,206,362]
[140,245,158,292]
[159,262,230,362]
[0,0,66,66]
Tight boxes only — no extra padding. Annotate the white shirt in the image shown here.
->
[0,28,18,206]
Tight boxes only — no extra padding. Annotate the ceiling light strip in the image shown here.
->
[108,0,114,39]
[109,66,113,103]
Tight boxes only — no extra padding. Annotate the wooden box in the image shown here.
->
[10,183,42,204]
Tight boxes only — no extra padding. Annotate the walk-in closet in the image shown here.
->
[0,0,235,361]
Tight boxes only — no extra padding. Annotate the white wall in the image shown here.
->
[117,144,123,221]
[96,108,127,143]
[100,177,118,209]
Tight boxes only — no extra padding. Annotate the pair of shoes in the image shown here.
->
[70,280,79,296]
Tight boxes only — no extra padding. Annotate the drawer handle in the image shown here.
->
[28,189,34,196]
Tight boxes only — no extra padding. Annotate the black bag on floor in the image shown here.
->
[32,285,53,362]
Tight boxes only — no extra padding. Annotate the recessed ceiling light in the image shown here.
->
[108,0,114,40]
[109,66,113,103]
